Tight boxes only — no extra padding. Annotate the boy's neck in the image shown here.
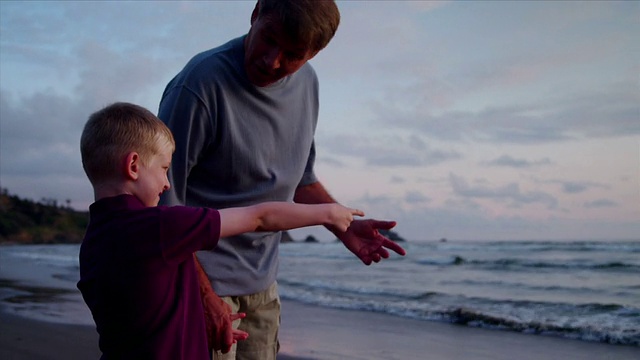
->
[93,181,134,202]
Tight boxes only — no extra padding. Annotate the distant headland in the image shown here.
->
[0,188,408,245]
[0,188,88,244]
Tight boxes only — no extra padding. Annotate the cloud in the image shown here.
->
[355,1,639,146]
[345,192,638,241]
[371,82,639,145]
[320,133,461,167]
[1,1,637,241]
[534,178,610,194]
[0,89,92,206]
[584,199,618,208]
[449,173,558,209]
[404,191,430,204]
[483,155,552,168]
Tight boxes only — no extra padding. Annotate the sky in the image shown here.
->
[1,1,638,242]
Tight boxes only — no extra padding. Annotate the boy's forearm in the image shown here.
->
[219,203,328,237]
[218,185,351,237]
[255,202,330,232]
[294,182,343,235]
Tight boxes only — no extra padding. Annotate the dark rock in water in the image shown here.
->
[280,231,294,243]
[304,235,319,243]
[379,229,406,242]
[332,228,407,243]
[440,238,447,242]
[280,232,319,244]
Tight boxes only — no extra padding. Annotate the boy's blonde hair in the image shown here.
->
[80,102,175,185]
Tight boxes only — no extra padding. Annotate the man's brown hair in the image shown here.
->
[257,0,340,53]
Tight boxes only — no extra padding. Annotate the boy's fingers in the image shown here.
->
[351,208,365,217]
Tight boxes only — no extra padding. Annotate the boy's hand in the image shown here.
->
[327,204,364,232]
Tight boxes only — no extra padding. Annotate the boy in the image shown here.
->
[77,102,363,360]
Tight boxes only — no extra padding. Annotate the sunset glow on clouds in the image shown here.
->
[1,1,638,241]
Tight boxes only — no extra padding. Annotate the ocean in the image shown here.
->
[0,240,638,347]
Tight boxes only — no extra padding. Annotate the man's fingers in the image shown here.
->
[375,246,390,259]
[358,248,373,265]
[373,220,396,230]
[233,329,249,341]
[383,239,406,256]
[229,312,246,321]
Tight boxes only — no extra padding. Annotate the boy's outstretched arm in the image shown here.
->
[218,202,363,238]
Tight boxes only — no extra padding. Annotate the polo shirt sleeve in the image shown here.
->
[157,206,220,265]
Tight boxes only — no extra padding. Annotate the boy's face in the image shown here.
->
[136,138,172,207]
[244,14,317,87]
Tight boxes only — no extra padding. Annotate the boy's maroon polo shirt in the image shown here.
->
[78,194,220,360]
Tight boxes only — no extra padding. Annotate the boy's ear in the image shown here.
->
[124,152,140,180]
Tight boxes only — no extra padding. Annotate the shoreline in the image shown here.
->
[279,300,639,360]
[0,257,637,359]
[1,294,637,360]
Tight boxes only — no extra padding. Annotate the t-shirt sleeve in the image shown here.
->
[157,206,220,264]
[298,140,318,187]
[157,86,215,206]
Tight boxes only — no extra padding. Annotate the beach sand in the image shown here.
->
[278,300,638,360]
[1,296,638,360]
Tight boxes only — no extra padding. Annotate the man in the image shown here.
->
[158,1,406,359]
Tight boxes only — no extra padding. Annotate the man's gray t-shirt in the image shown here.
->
[158,35,319,296]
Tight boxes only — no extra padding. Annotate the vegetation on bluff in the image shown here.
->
[0,188,89,244]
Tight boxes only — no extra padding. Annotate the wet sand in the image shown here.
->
[1,295,637,360]
[0,254,637,360]
[278,300,639,360]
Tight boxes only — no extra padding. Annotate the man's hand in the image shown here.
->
[202,292,249,353]
[293,182,406,264]
[338,219,406,265]
[195,254,248,353]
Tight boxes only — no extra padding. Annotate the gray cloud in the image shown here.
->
[1,1,637,241]
[483,155,552,168]
[320,134,461,167]
[584,199,617,208]
[0,89,92,207]
[404,191,430,204]
[449,173,558,209]
[346,193,638,241]
[535,178,610,194]
[372,83,639,145]
[361,1,639,146]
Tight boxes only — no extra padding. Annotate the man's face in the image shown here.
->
[244,14,318,87]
